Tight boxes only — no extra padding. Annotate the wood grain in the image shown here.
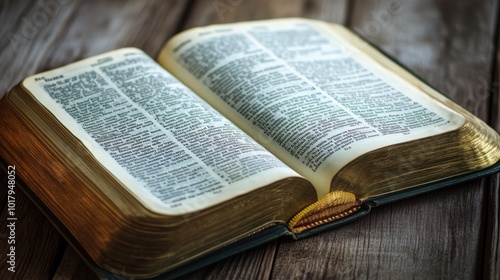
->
[0,0,188,97]
[0,0,498,279]
[52,247,96,280]
[484,173,500,280]
[183,0,349,29]
[0,173,67,280]
[484,6,500,277]
[181,240,279,280]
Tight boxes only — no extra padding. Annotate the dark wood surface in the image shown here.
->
[0,0,499,279]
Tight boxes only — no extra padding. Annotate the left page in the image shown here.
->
[22,48,302,215]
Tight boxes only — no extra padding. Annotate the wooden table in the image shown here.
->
[1,0,499,279]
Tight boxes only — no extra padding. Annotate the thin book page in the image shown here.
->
[22,48,302,215]
[159,18,464,198]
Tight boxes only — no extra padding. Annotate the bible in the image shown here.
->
[1,18,499,279]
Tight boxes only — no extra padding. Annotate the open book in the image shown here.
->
[1,18,499,278]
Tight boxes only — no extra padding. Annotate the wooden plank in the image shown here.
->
[0,1,190,279]
[182,240,279,280]
[484,173,500,280]
[271,0,499,279]
[484,5,500,278]
[183,0,349,29]
[52,247,97,280]
[0,0,188,97]
[0,173,67,280]
[0,0,79,97]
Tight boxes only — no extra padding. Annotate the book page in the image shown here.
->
[159,18,464,198]
[22,48,301,215]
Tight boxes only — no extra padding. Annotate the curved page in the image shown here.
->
[22,48,302,215]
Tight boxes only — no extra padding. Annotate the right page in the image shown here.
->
[158,18,467,198]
